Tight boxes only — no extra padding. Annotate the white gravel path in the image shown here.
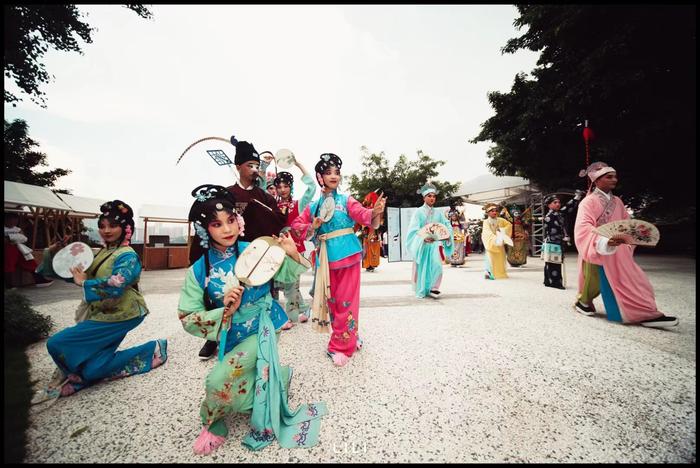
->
[21,253,695,463]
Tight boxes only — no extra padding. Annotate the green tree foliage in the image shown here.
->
[4,119,71,191]
[471,5,696,224]
[347,146,461,208]
[4,4,153,107]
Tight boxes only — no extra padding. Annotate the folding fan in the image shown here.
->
[593,220,659,247]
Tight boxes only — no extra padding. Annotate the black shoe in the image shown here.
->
[33,274,54,288]
[430,289,441,295]
[640,315,679,328]
[198,340,217,360]
[574,301,596,316]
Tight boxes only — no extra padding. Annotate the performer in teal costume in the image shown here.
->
[405,183,454,298]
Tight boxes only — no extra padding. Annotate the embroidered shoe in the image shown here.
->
[574,301,596,316]
[193,426,226,455]
[640,315,679,328]
[152,338,168,368]
[356,337,363,352]
[281,320,295,330]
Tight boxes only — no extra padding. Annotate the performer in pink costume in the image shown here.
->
[573,162,678,328]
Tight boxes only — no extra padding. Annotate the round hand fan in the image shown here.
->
[275,148,296,169]
[593,219,659,246]
[418,223,450,241]
[234,236,287,286]
[52,242,94,279]
[319,196,336,223]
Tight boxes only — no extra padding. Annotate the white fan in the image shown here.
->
[418,223,451,241]
[319,197,336,222]
[234,237,287,286]
[593,219,660,246]
[275,148,296,169]
[52,242,94,279]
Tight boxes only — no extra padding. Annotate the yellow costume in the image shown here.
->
[481,210,512,280]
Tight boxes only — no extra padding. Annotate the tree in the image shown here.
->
[4,118,71,192]
[4,4,153,107]
[347,146,461,208]
[471,5,696,224]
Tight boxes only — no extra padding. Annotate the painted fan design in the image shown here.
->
[275,148,296,169]
[234,236,287,286]
[52,242,94,279]
[418,223,451,241]
[319,197,336,222]
[594,219,660,247]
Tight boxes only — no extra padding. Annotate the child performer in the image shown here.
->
[291,153,385,367]
[178,184,326,455]
[273,159,317,326]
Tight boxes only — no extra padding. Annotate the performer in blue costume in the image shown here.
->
[405,183,454,298]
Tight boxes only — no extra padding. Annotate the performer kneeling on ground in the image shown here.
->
[179,184,326,454]
[42,200,166,397]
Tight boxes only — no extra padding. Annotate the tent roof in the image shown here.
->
[4,180,72,211]
[56,193,107,217]
[455,174,539,204]
[139,204,189,223]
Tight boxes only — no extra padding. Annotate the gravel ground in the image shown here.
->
[21,253,696,463]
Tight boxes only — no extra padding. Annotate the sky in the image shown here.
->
[4,5,540,223]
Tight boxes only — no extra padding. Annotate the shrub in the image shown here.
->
[4,290,54,346]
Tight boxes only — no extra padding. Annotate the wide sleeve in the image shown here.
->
[291,204,314,240]
[273,253,311,284]
[499,218,513,238]
[83,251,141,303]
[405,209,427,263]
[574,196,609,264]
[347,196,373,227]
[298,174,317,212]
[177,267,224,340]
[481,221,499,253]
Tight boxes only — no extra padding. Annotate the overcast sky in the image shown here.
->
[4,5,539,220]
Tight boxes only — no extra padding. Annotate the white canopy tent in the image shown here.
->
[4,180,87,249]
[56,193,107,218]
[4,180,72,211]
[455,174,539,205]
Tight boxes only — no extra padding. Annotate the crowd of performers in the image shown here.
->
[27,144,678,455]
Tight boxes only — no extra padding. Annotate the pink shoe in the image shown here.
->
[60,383,76,397]
[298,313,308,323]
[281,320,294,330]
[327,351,350,367]
[193,426,226,455]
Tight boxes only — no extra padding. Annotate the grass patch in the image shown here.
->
[4,343,31,463]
